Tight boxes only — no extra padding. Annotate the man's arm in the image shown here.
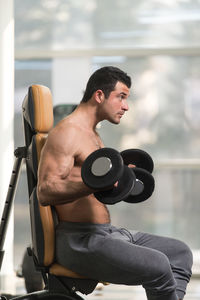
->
[37,125,94,206]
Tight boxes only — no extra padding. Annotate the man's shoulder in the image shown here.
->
[53,117,81,136]
[47,117,83,150]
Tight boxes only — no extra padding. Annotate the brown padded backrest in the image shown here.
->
[31,85,55,266]
[36,134,55,266]
[36,136,55,266]
[31,85,54,133]
[31,85,87,278]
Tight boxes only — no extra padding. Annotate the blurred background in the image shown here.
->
[1,0,200,296]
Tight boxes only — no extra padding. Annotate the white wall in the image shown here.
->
[0,0,15,293]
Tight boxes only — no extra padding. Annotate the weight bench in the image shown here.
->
[0,85,101,299]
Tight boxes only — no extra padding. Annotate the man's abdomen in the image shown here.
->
[55,195,110,224]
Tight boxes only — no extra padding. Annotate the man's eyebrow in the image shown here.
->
[120,92,129,97]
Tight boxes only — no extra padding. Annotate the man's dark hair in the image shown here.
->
[81,66,131,103]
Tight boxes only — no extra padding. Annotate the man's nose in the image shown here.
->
[122,100,129,111]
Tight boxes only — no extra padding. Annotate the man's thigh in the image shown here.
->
[56,225,172,285]
[130,230,192,263]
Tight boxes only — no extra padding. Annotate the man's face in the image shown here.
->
[101,81,130,124]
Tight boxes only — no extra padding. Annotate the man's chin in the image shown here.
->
[110,119,120,125]
[106,116,121,124]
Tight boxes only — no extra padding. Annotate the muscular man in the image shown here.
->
[37,66,193,300]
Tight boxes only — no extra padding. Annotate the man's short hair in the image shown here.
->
[81,66,131,103]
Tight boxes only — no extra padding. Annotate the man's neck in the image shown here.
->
[74,102,100,131]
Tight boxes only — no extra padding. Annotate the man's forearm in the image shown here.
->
[37,179,94,206]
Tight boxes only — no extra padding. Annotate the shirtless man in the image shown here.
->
[37,66,192,300]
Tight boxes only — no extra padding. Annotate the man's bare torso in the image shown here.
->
[37,114,110,224]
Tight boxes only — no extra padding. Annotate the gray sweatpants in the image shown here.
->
[55,222,193,300]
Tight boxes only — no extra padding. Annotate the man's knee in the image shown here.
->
[143,252,177,295]
[173,239,193,274]
[149,251,173,279]
[182,241,193,269]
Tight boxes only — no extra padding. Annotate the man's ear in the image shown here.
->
[95,90,104,104]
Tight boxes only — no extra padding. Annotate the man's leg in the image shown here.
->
[128,231,193,300]
[56,223,179,300]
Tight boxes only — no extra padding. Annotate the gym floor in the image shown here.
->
[87,279,200,300]
[12,275,200,300]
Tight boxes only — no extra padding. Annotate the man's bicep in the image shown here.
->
[46,128,77,176]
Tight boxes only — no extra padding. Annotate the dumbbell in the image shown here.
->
[120,149,155,203]
[81,148,136,205]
